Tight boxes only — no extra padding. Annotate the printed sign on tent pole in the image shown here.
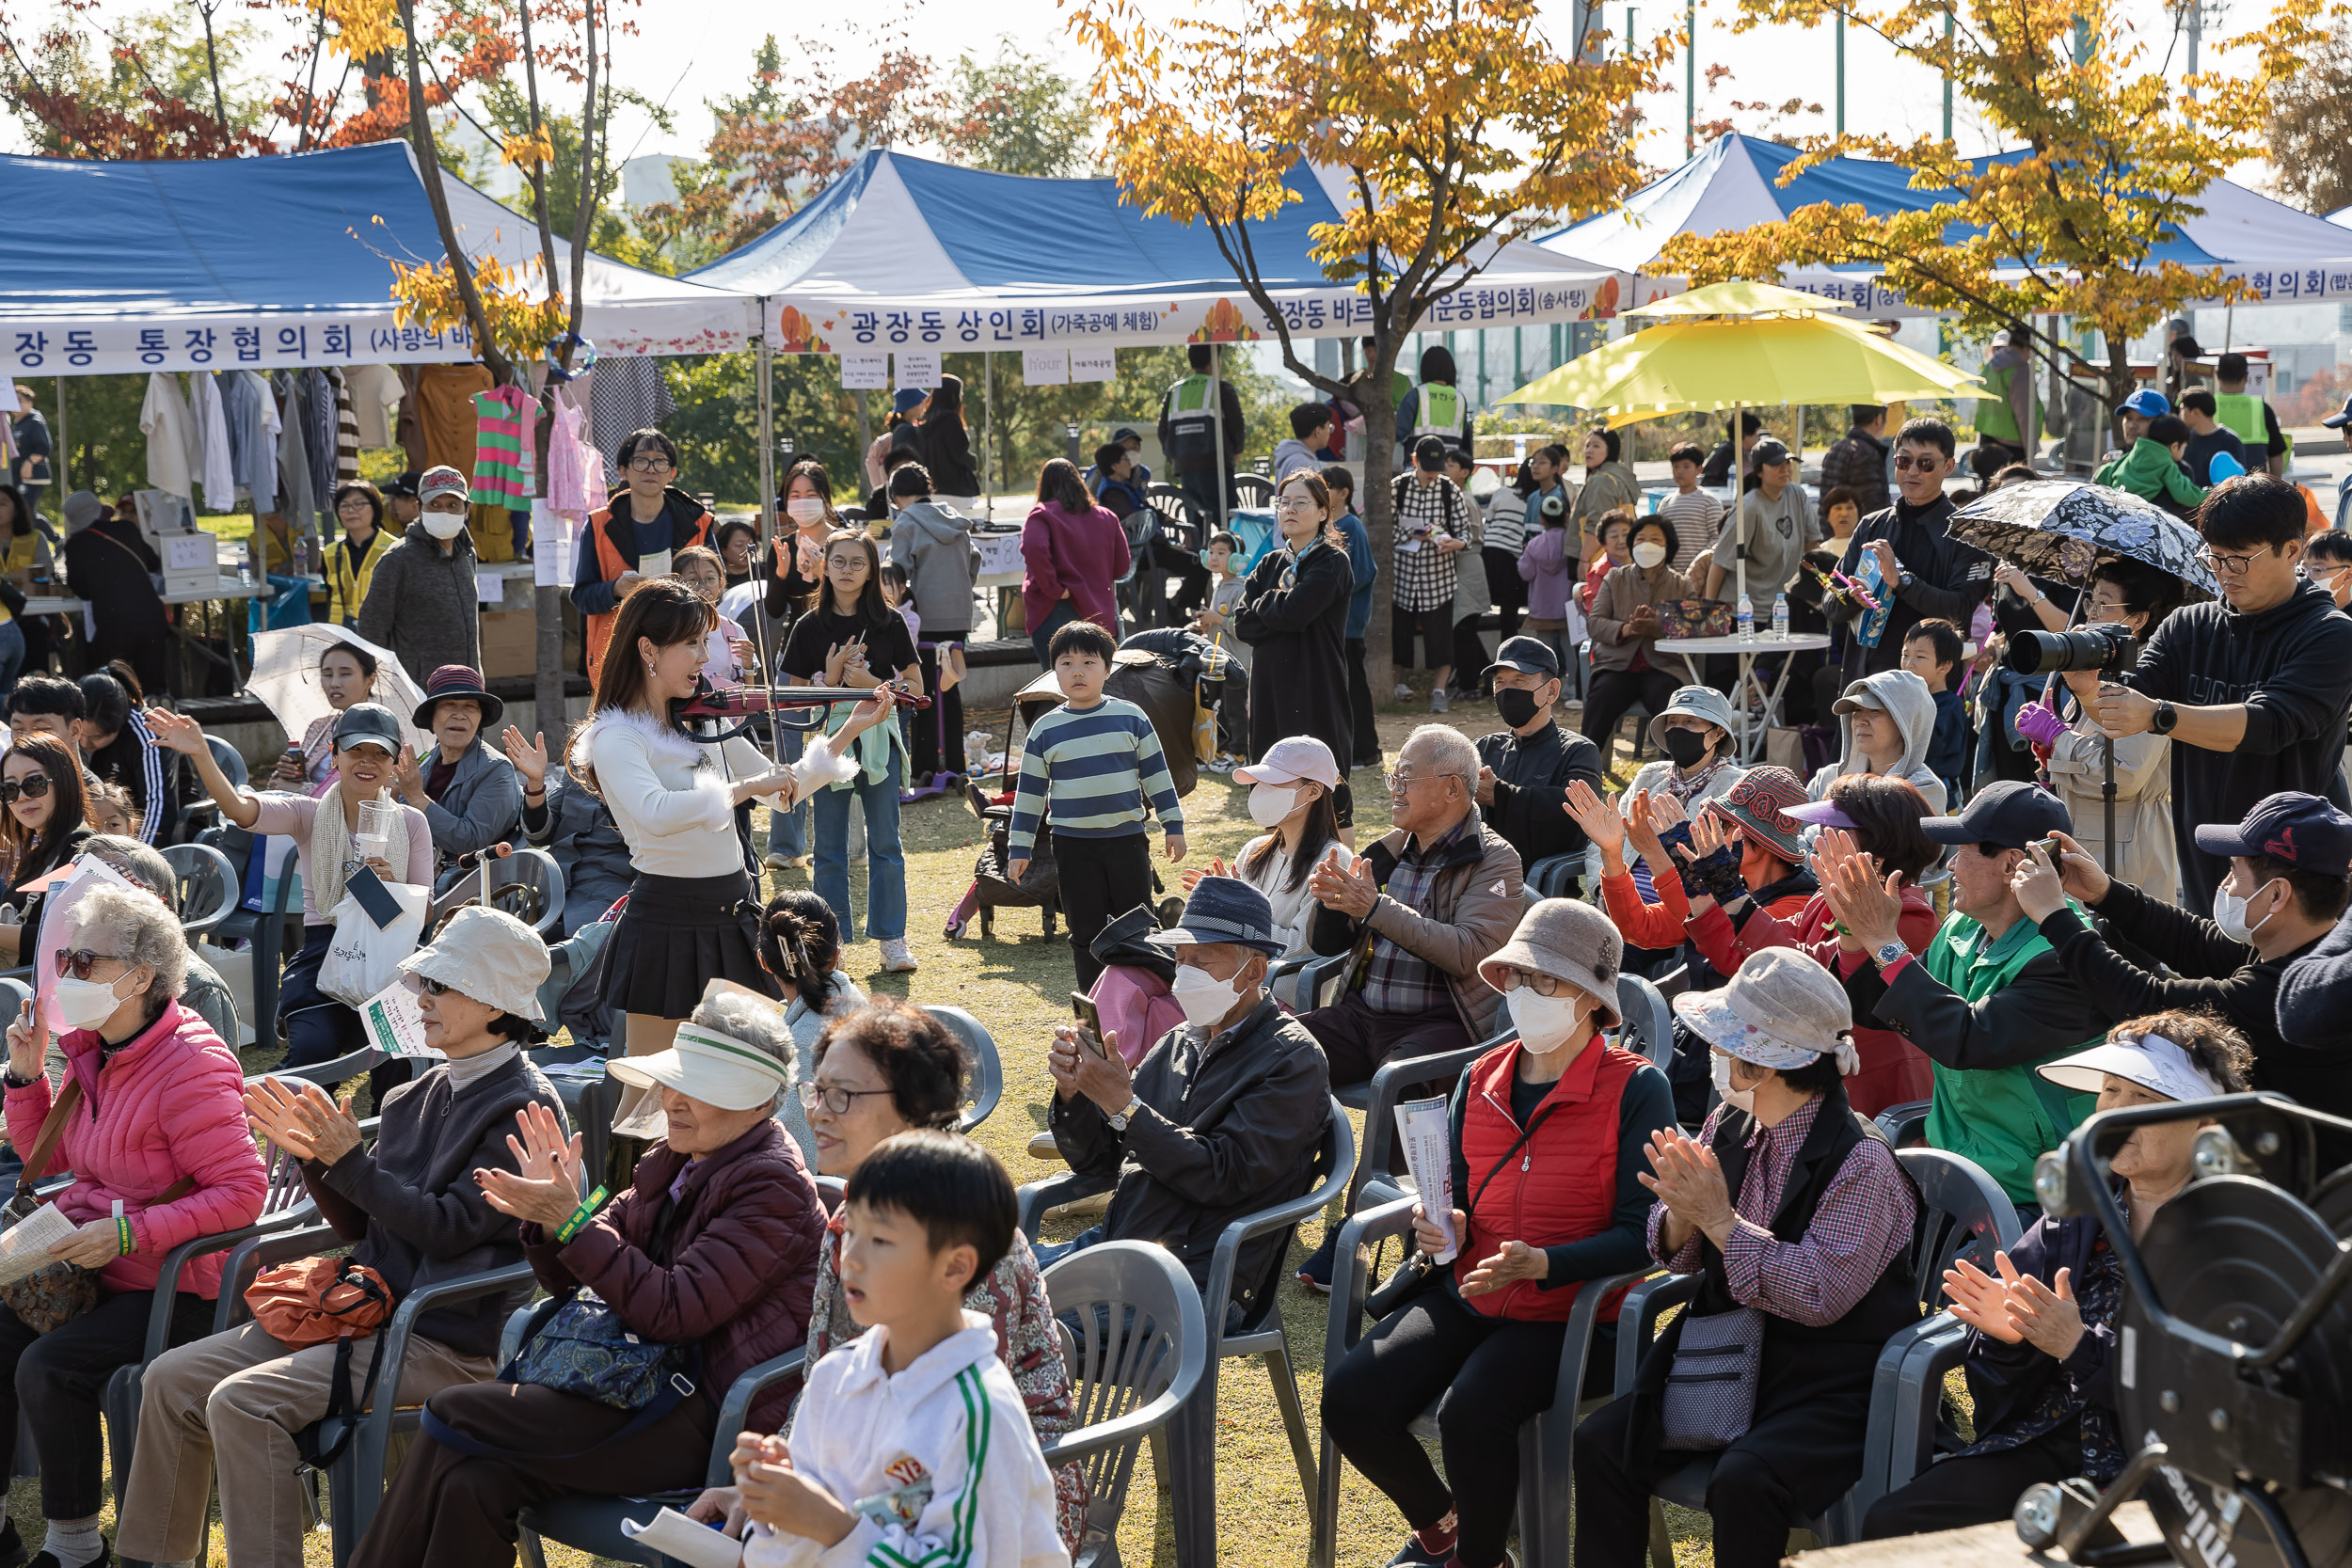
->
[895,351,942,390]
[1022,348,1070,386]
[1070,347,1117,383]
[839,352,888,390]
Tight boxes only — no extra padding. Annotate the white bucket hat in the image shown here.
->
[608,1020,793,1112]
[399,906,548,1021]
[1673,948,1859,1075]
[2038,1035,2221,1104]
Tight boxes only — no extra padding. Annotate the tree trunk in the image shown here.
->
[1359,369,1396,706]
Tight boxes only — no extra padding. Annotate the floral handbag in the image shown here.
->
[419,1288,704,1462]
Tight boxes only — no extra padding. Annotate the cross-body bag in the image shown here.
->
[1658,1303,1766,1449]
[246,1256,397,1467]
[418,1287,704,1462]
[2,1077,196,1334]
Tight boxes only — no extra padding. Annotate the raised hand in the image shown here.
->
[1564,779,1625,863]
[143,707,208,757]
[2010,842,2068,924]
[501,726,549,793]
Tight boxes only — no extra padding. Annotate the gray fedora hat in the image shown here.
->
[1477,898,1622,1029]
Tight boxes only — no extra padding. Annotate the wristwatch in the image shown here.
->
[1873,941,1908,972]
[1106,1096,1143,1132]
[2151,700,2179,736]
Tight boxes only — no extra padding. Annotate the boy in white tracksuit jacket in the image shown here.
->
[744,1312,1068,1568]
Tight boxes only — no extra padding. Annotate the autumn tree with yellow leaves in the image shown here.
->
[1069,0,1663,685]
[1658,0,2328,424]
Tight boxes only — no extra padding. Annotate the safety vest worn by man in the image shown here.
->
[2213,390,2282,461]
[1164,374,1218,469]
[1976,358,2031,446]
[1411,382,1465,444]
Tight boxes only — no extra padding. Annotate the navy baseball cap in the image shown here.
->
[1919,780,2072,850]
[2194,792,2352,874]
[2113,388,2169,420]
[1146,877,1285,958]
[332,703,405,755]
[1484,635,1562,681]
[892,387,927,414]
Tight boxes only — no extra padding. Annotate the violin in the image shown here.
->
[668,676,930,745]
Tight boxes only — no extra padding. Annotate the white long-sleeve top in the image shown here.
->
[577,705,855,879]
[748,1312,1070,1568]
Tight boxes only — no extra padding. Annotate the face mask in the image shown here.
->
[1169,962,1251,1029]
[1507,987,1587,1052]
[1710,1052,1756,1114]
[1631,542,1668,569]
[787,497,827,524]
[1661,728,1710,769]
[1247,783,1301,828]
[1494,688,1541,729]
[2213,878,2284,944]
[53,972,134,1032]
[420,510,467,540]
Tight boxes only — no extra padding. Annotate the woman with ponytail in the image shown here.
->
[758,889,866,1160]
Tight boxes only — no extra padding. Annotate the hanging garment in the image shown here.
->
[408,363,495,477]
[275,372,317,535]
[586,357,675,469]
[470,385,536,508]
[303,368,338,506]
[330,368,360,483]
[547,396,603,517]
[193,372,236,513]
[138,373,200,499]
[343,363,404,450]
[229,370,282,516]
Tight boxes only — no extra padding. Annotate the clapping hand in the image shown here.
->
[245,1076,362,1165]
[1183,857,1232,894]
[475,1102,587,1231]
[1639,1126,1735,1243]
[1816,831,1903,953]
[1622,787,1673,871]
[1461,1239,1549,1296]
[1943,1252,2085,1358]
[1943,1255,2027,1344]
[1309,845,1378,919]
[1564,780,1625,865]
[500,726,549,795]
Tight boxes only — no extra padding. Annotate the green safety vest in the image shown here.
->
[1412,382,1464,439]
[1975,362,2029,446]
[1166,373,1216,460]
[2213,390,2268,449]
[1917,907,2102,1204]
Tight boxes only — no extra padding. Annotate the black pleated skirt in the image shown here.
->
[599,869,780,1020]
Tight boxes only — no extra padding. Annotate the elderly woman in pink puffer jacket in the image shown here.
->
[0,882,266,1568]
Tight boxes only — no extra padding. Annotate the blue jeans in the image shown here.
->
[0,619,25,699]
[812,751,907,941]
[1029,599,1079,670]
[766,724,807,860]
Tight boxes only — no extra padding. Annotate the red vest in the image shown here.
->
[1454,1037,1645,1323]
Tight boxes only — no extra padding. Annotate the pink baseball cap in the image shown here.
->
[1234,736,1341,790]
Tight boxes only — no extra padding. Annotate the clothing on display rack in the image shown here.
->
[331,369,360,484]
[344,364,403,450]
[302,368,339,507]
[193,372,235,513]
[402,363,495,477]
[138,373,199,499]
[547,396,602,517]
[224,370,280,515]
[470,385,536,508]
[586,357,675,467]
[275,372,318,538]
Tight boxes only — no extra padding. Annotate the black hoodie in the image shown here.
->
[2120,577,2352,908]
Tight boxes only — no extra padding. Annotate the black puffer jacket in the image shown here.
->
[1051,996,1330,1315]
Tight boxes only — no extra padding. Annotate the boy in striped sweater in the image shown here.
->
[1007,620,1186,988]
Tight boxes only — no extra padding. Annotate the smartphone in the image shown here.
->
[2029,835,2062,861]
[1070,992,1109,1060]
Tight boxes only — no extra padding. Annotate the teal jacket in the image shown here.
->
[2094,437,2205,513]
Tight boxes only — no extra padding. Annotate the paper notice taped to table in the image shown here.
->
[617,1506,743,1568]
[1394,1095,1456,1263]
[359,977,441,1059]
[0,1202,79,1287]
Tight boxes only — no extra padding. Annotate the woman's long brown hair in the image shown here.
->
[2,735,88,888]
[576,579,717,797]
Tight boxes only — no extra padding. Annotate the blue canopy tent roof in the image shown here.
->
[689,149,1627,353]
[0,140,756,377]
[1547,133,2352,314]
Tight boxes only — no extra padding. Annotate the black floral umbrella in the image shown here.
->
[1948,480,2218,600]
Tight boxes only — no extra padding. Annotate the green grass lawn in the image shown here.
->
[3,689,1786,1565]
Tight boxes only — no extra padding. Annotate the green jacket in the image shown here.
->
[1842,908,2108,1204]
[2094,437,2205,512]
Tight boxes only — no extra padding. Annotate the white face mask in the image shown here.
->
[1507,987,1587,1052]
[1711,1051,1756,1114]
[54,971,135,1032]
[2213,878,2284,944]
[420,509,467,540]
[1247,783,1301,828]
[1169,962,1252,1029]
[787,497,827,524]
[1631,541,1667,569]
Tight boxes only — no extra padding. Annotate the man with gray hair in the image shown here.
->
[1295,723,1524,1289]
[83,834,239,1047]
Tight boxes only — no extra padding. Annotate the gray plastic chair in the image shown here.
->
[161,840,238,939]
[1524,852,1583,901]
[1874,1098,1932,1147]
[1614,973,1675,1071]
[199,826,302,1049]
[1613,1142,2022,1562]
[432,847,564,941]
[1311,1177,1651,1568]
[921,1003,1003,1133]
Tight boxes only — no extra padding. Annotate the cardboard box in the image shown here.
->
[161,532,219,576]
[478,607,537,679]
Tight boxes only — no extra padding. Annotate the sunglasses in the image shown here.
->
[1891,454,1944,471]
[0,775,52,804]
[417,977,453,995]
[55,948,124,980]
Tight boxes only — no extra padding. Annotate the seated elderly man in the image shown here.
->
[1817,780,2113,1221]
[1294,722,1523,1289]
[391,664,521,883]
[1045,877,1331,1328]
[81,832,237,1045]
[118,906,567,1568]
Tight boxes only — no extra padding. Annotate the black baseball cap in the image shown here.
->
[384,470,421,499]
[1412,436,1448,471]
[1110,426,1143,446]
[1751,437,1793,467]
[2194,792,2352,874]
[1919,780,2072,850]
[1483,635,1562,681]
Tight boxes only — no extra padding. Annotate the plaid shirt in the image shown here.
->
[1648,1095,1916,1327]
[1390,475,1469,612]
[1359,813,1474,1016]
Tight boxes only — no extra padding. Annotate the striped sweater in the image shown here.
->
[1006,696,1184,858]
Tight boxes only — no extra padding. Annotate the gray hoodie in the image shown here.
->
[885,499,980,636]
[1806,668,1947,811]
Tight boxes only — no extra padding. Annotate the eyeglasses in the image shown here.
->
[1275,496,1319,512]
[1385,768,1439,794]
[1891,454,1944,471]
[2198,546,2266,576]
[54,948,124,981]
[628,457,675,474]
[0,775,52,804]
[800,1082,895,1116]
[1496,969,1577,997]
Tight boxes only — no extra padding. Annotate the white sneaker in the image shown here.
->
[880,938,918,973]
[1392,682,1412,701]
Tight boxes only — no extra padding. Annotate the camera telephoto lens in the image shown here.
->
[2007,624,2138,676]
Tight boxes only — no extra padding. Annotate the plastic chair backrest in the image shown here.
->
[206,735,249,792]
[1874,1099,1931,1148]
[1040,1240,1209,1557]
[163,841,238,938]
[920,1005,1002,1133]
[1897,1146,2024,1312]
[1228,1099,1356,1339]
[1614,972,1675,1070]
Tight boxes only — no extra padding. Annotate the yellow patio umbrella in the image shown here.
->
[1493,309,1984,411]
[1622,278,1859,319]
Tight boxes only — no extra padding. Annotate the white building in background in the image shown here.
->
[621,154,687,210]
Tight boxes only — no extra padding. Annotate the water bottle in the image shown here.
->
[1737,594,1755,641]
[1772,593,1790,641]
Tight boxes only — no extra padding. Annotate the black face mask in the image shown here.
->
[1494,688,1542,729]
[1661,728,1711,769]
